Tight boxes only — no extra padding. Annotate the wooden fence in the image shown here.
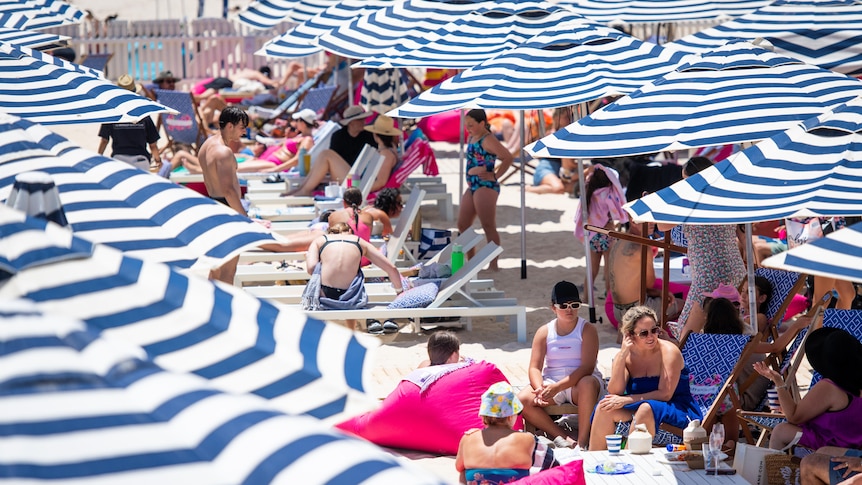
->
[42,18,324,87]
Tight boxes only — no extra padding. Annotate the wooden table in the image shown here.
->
[577,449,747,484]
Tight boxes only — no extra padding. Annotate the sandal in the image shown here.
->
[264,173,284,183]
[367,320,383,334]
[382,320,399,334]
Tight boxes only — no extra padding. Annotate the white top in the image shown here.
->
[542,317,587,381]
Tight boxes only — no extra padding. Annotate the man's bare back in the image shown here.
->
[199,109,247,216]
[607,237,656,306]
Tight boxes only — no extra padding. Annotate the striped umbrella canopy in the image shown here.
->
[668,0,862,76]
[623,95,862,224]
[0,42,174,124]
[389,23,691,118]
[0,301,443,484]
[358,3,591,69]
[555,0,770,23]
[312,0,491,60]
[762,221,862,282]
[4,171,67,226]
[258,0,394,59]
[0,25,69,49]
[0,113,277,271]
[0,208,380,420]
[0,0,84,29]
[238,0,339,29]
[530,40,862,160]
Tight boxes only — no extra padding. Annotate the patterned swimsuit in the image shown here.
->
[465,133,500,193]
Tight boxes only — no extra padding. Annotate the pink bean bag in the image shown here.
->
[417,110,462,143]
[336,360,520,454]
[512,459,586,485]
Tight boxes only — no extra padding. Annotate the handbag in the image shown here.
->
[733,443,783,485]
[765,453,801,485]
[785,218,824,249]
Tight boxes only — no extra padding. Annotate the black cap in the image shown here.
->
[552,281,580,304]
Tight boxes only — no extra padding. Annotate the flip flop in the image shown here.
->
[382,320,399,334]
[367,320,383,334]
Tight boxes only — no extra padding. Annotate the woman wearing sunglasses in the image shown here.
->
[589,306,702,450]
[518,281,604,448]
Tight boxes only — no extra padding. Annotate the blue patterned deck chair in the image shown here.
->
[737,305,857,446]
[616,333,754,445]
[153,88,210,153]
[79,52,113,75]
[297,85,337,119]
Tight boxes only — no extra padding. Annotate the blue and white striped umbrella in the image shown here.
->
[259,0,394,59]
[668,0,862,76]
[0,300,443,484]
[238,0,339,29]
[0,114,277,271]
[555,0,770,23]
[0,209,380,420]
[4,171,67,226]
[530,40,862,159]
[358,3,591,69]
[762,221,862,282]
[312,0,490,60]
[0,25,68,49]
[623,95,862,224]
[0,0,84,29]
[389,23,691,117]
[0,42,174,124]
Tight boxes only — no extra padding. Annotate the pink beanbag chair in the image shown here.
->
[417,110,462,143]
[512,459,586,485]
[336,360,519,454]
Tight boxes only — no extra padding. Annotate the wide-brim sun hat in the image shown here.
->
[364,115,401,137]
[805,327,862,392]
[153,71,180,83]
[478,381,523,418]
[340,105,371,125]
[117,74,141,94]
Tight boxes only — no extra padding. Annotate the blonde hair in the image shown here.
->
[620,305,658,336]
[327,222,353,234]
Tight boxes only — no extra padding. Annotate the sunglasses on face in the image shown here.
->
[633,326,661,339]
[553,302,580,310]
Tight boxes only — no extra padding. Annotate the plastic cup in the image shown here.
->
[606,434,623,455]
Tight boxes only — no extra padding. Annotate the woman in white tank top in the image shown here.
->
[517,281,605,448]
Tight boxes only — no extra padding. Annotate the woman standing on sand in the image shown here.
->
[456,109,513,271]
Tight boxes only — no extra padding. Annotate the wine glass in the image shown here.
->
[709,424,725,473]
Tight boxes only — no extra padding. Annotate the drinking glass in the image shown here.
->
[709,424,725,473]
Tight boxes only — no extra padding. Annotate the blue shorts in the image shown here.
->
[830,449,862,484]
[533,159,562,186]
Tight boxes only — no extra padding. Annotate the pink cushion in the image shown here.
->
[417,110,462,143]
[784,294,808,322]
[335,361,519,454]
[192,78,212,96]
[512,459,585,485]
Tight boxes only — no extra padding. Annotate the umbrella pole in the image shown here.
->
[745,223,758,335]
[459,109,465,203]
[519,110,527,279]
[578,158,597,323]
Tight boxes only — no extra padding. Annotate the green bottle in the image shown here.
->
[451,243,464,273]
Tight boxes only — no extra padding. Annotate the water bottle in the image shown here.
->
[681,257,691,276]
[298,147,308,176]
[451,243,464,273]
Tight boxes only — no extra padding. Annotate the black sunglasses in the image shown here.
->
[553,302,580,310]
[633,326,661,339]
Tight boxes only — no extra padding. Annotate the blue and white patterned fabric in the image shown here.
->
[387,282,438,309]
[0,300,445,484]
[755,267,801,323]
[4,171,67,227]
[764,221,862,283]
[684,333,751,417]
[418,228,451,259]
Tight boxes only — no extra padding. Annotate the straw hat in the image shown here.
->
[340,105,371,126]
[478,382,523,418]
[117,74,141,94]
[364,115,401,137]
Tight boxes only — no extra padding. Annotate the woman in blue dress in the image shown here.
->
[456,109,513,271]
[589,306,701,450]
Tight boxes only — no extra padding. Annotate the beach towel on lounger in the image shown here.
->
[301,263,368,311]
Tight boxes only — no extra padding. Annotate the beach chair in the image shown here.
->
[738,308,862,446]
[297,85,337,119]
[79,52,113,75]
[297,242,528,343]
[235,189,426,286]
[153,88,210,154]
[367,137,436,203]
[615,332,755,445]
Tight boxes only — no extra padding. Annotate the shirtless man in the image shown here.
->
[199,107,249,283]
[607,224,682,331]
